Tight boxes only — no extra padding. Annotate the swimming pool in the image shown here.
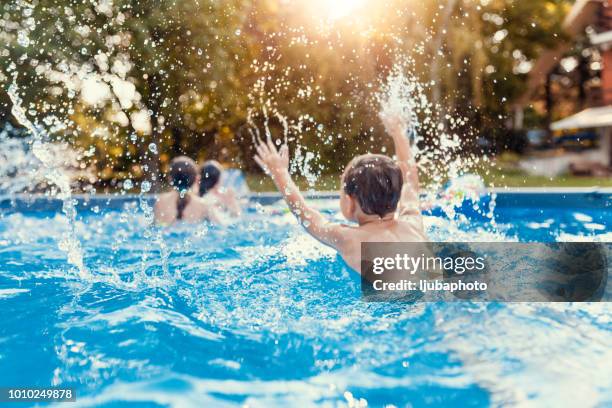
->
[0,190,610,407]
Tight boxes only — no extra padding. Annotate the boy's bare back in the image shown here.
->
[334,215,427,272]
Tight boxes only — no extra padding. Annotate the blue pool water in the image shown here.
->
[0,192,610,407]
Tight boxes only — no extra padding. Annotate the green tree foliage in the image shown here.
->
[0,0,570,190]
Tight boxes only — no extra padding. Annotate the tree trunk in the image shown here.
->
[430,0,459,113]
[544,73,554,142]
[171,126,184,157]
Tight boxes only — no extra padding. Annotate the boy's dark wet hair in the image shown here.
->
[199,160,222,196]
[169,156,197,220]
[342,154,403,218]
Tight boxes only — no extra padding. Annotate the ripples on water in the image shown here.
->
[0,200,610,407]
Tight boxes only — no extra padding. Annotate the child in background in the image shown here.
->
[199,160,242,216]
[253,114,427,273]
[154,156,220,225]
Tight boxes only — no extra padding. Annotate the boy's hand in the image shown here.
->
[251,132,346,252]
[254,138,289,176]
[379,112,407,139]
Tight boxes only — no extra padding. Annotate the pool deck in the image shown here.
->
[0,187,610,214]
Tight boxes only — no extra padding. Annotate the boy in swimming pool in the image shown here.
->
[254,113,427,273]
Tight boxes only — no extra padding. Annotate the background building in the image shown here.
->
[518,0,612,177]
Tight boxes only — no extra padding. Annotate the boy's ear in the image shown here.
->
[347,194,358,216]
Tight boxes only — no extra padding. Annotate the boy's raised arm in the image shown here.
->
[254,138,346,249]
[380,114,421,217]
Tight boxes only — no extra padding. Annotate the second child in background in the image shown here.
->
[199,160,242,216]
[154,156,221,225]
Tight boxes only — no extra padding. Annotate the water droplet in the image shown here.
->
[148,143,158,154]
[141,180,151,193]
[17,31,30,47]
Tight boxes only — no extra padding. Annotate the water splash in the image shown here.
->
[377,63,423,148]
[0,123,90,194]
[246,60,291,146]
[247,58,325,187]
[6,83,89,277]
[375,56,495,223]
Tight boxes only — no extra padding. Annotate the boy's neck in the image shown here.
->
[356,212,394,226]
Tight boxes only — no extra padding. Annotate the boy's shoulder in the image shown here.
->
[347,219,426,242]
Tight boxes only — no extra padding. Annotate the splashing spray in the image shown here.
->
[375,56,495,224]
[7,83,89,278]
[377,64,423,148]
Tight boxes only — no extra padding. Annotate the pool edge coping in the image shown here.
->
[1,186,610,202]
